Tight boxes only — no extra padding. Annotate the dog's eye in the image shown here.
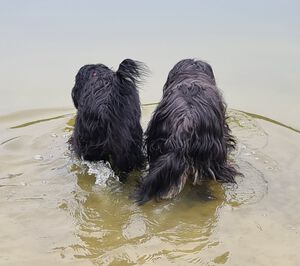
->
[92,72,97,77]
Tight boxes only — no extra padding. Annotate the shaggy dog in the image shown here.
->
[134,59,238,204]
[70,59,146,174]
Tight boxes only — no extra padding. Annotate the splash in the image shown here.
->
[81,160,119,186]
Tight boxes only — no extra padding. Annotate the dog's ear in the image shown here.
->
[72,69,85,109]
[71,85,79,109]
[203,63,215,81]
[71,64,96,109]
[116,59,148,85]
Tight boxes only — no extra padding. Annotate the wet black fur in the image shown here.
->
[134,59,239,204]
[71,59,146,173]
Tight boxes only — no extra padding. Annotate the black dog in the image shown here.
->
[134,59,238,204]
[71,59,146,174]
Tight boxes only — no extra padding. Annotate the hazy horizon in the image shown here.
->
[1,0,299,128]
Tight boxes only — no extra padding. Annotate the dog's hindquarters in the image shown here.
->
[109,119,145,173]
[134,96,194,204]
[108,59,146,172]
[134,150,188,204]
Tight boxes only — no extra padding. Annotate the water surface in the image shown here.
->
[0,106,299,265]
[0,1,300,129]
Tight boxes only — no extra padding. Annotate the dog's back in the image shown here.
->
[71,59,146,173]
[135,59,238,204]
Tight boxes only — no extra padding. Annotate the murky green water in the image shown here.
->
[1,1,300,265]
[1,105,299,265]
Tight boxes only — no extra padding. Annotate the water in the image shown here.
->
[1,1,300,265]
[0,106,299,265]
[1,1,300,129]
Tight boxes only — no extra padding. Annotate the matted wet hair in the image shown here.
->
[70,59,147,174]
[134,59,239,204]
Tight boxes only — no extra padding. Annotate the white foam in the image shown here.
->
[83,160,119,186]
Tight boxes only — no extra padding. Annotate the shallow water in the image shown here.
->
[1,105,299,265]
[1,1,300,265]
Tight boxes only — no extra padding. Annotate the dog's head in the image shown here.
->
[163,59,216,92]
[71,64,112,109]
[71,59,147,109]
